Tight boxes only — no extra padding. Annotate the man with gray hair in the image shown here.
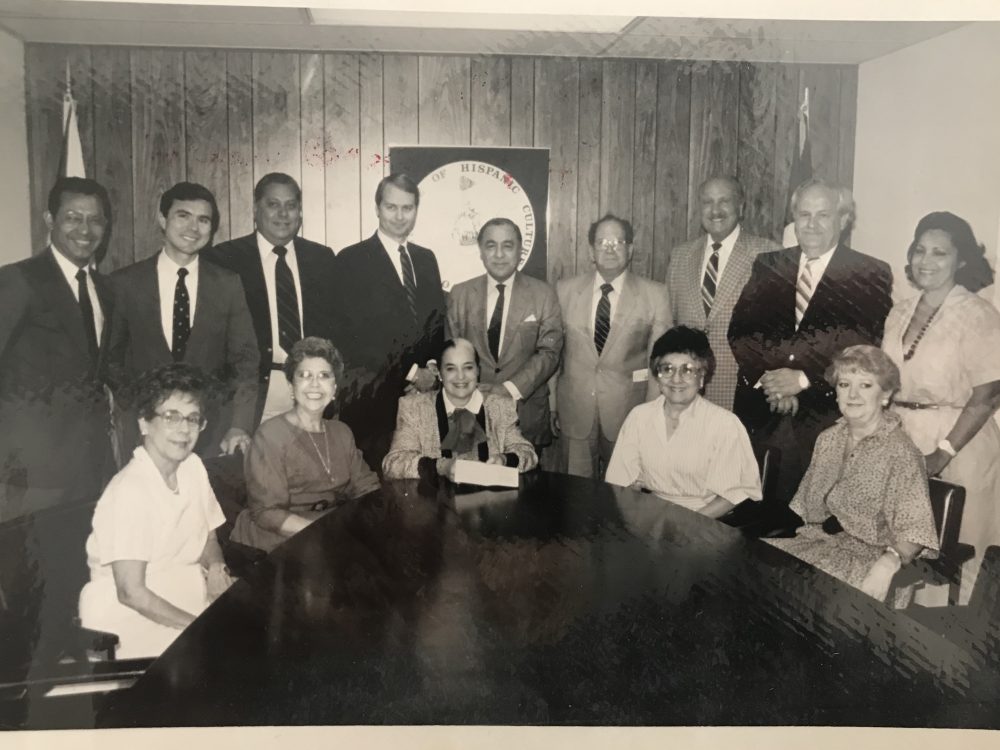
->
[728,177,892,526]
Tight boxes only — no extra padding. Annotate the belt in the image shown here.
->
[289,499,335,513]
[894,400,940,410]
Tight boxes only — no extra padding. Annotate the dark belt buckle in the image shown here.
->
[310,500,331,512]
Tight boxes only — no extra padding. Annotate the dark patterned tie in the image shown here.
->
[172,267,191,361]
[273,245,302,354]
[75,268,99,362]
[487,282,505,361]
[701,241,722,317]
[398,245,418,321]
[594,283,613,355]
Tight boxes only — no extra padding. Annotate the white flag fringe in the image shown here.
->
[62,65,85,178]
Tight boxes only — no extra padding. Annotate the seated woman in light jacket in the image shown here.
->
[382,338,538,481]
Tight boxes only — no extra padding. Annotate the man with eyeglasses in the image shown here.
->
[550,213,672,478]
[0,177,116,519]
[446,217,563,452]
[667,176,781,411]
[106,182,259,458]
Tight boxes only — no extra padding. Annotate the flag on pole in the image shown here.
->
[59,61,86,178]
[782,86,812,248]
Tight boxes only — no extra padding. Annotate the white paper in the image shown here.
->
[452,459,519,488]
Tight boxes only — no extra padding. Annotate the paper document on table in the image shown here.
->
[452,459,519,488]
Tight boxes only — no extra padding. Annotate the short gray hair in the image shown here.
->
[790,177,854,226]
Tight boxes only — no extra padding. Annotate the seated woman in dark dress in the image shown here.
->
[231,337,379,552]
[382,338,538,480]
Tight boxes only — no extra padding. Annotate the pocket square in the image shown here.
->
[523,314,538,323]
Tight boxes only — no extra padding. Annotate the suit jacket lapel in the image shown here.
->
[687,236,709,326]
[37,249,90,358]
[799,245,842,328]
[470,275,492,362]
[188,259,217,355]
[711,233,749,320]
[140,255,172,357]
[242,236,270,336]
[92,270,113,355]
[601,272,636,358]
[500,274,528,365]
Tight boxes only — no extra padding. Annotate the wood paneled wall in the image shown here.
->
[25,44,858,283]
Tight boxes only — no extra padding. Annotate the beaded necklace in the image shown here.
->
[305,422,333,480]
[903,300,942,362]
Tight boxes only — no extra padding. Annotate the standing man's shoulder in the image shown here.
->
[293,236,335,258]
[449,274,482,298]
[110,253,156,284]
[202,233,256,266]
[630,272,668,296]
[736,231,782,256]
[337,233,379,262]
[517,272,558,299]
[840,244,892,276]
[670,234,705,258]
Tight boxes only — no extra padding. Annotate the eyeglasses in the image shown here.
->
[153,410,207,431]
[596,239,628,250]
[655,363,702,381]
[294,370,334,383]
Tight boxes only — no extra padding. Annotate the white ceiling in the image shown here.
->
[0,0,979,64]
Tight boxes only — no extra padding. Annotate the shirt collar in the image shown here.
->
[378,229,408,254]
[49,245,95,286]
[256,231,295,258]
[442,388,484,415]
[594,270,627,294]
[652,392,703,423]
[157,249,199,275]
[706,224,741,252]
[833,409,902,443]
[487,272,516,289]
[800,244,837,276]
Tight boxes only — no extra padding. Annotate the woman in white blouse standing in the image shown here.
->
[606,326,762,518]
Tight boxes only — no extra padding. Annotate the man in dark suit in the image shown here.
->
[106,182,259,458]
[0,177,115,520]
[728,178,893,520]
[203,172,339,429]
[336,173,446,471]
[447,217,564,450]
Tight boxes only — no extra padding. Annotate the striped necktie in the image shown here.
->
[398,245,418,321]
[701,241,722,317]
[594,283,613,355]
[273,245,302,354]
[795,258,818,328]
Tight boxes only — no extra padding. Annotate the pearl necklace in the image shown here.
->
[305,422,333,480]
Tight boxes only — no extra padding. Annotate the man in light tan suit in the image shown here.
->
[551,214,672,478]
[667,176,781,411]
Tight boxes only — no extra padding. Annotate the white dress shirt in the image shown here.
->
[51,246,104,343]
[797,243,837,288]
[157,251,199,352]
[589,270,627,332]
[698,225,741,283]
[256,232,305,363]
[377,229,416,288]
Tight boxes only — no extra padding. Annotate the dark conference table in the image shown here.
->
[80,471,1000,728]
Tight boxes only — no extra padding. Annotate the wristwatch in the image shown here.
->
[938,439,957,457]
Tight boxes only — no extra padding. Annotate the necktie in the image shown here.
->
[75,268,99,362]
[594,283,613,355]
[398,245,418,321]
[273,245,302,354]
[487,283,505,361]
[795,258,818,328]
[172,267,191,361]
[701,241,722,317]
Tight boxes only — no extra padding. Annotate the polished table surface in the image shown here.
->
[87,472,999,728]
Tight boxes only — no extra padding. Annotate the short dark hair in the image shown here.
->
[440,338,481,374]
[905,211,994,293]
[649,325,716,388]
[159,182,221,236]
[477,217,522,246]
[825,345,900,395]
[698,175,745,206]
[282,336,345,385]
[254,172,302,203]
[375,173,420,207]
[47,177,112,227]
[133,362,217,422]
[588,214,634,246]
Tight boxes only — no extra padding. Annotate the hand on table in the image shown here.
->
[859,555,898,602]
[436,457,457,481]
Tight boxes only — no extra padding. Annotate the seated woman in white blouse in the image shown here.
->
[605,326,762,518]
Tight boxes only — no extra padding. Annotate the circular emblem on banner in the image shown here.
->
[410,161,536,291]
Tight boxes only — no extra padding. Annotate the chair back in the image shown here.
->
[753,445,779,502]
[968,545,1000,620]
[928,478,965,555]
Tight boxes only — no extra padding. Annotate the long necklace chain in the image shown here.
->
[306,422,333,480]
[903,299,942,362]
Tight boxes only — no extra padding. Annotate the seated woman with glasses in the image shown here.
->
[230,337,379,552]
[605,326,762,517]
[78,363,234,659]
[382,338,538,480]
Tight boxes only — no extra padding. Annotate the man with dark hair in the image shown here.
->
[0,177,116,519]
[668,176,781,411]
[447,216,563,450]
[552,213,671,478]
[106,181,258,458]
[203,172,340,428]
[335,173,446,471]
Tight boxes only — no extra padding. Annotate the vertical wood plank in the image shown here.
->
[736,62,778,240]
[325,53,362,252]
[631,61,658,280]
[687,61,739,239]
[67,47,96,180]
[383,54,419,151]
[653,61,691,283]
[534,58,579,282]
[510,57,534,147]
[470,57,511,147]
[837,66,858,191]
[771,64,800,241]
[419,56,471,146]
[358,53,384,239]
[226,52,254,239]
[576,59,602,274]
[300,53,326,244]
[800,64,841,184]
[185,50,230,242]
[92,47,134,272]
[25,44,65,250]
[252,52,301,184]
[131,49,185,259]
[599,61,635,219]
